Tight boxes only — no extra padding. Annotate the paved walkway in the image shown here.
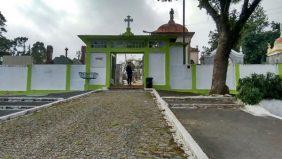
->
[172,107,282,159]
[0,90,185,158]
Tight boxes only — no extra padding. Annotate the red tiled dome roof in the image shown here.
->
[153,9,188,34]
[154,21,188,33]
[274,37,282,44]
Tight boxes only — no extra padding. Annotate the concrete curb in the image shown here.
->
[147,88,209,159]
[0,90,102,123]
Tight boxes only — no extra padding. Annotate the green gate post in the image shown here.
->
[279,64,282,79]
[66,64,71,91]
[192,64,197,91]
[235,64,240,89]
[26,65,32,92]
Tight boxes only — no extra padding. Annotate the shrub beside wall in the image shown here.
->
[237,73,282,105]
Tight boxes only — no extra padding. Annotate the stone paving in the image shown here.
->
[169,96,282,159]
[0,90,186,158]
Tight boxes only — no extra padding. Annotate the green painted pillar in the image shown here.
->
[235,64,240,89]
[106,53,111,88]
[143,50,149,80]
[84,51,91,90]
[66,64,71,91]
[26,64,32,92]
[165,43,170,90]
[192,64,197,90]
[278,64,282,79]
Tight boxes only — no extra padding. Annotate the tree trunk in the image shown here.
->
[210,31,233,95]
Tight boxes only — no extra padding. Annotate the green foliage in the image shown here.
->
[0,11,11,57]
[0,11,30,58]
[202,6,280,64]
[202,30,219,55]
[238,86,263,105]
[10,37,29,56]
[237,73,282,105]
[31,42,46,64]
[0,11,7,37]
[242,21,280,64]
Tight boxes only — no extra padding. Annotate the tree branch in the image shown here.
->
[241,0,250,13]
[231,0,261,44]
[220,0,231,16]
[199,0,220,28]
[238,0,262,27]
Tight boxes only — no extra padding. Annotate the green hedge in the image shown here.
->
[237,73,282,105]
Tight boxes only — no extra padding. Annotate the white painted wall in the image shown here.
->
[31,65,66,90]
[240,64,278,78]
[196,65,236,90]
[90,53,107,85]
[260,100,282,118]
[149,53,166,85]
[0,66,27,91]
[170,46,192,89]
[70,65,85,90]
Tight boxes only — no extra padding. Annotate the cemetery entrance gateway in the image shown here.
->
[110,52,144,89]
[78,35,174,91]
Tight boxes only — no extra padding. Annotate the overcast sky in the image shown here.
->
[0,0,281,58]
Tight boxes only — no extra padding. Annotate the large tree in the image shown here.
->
[0,11,11,64]
[198,0,262,94]
[0,11,7,37]
[11,37,29,56]
[242,22,280,63]
[31,41,46,64]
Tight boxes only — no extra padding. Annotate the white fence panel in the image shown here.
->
[240,64,278,78]
[170,46,192,89]
[0,66,27,91]
[90,53,107,85]
[70,65,85,90]
[149,53,166,85]
[196,65,213,89]
[196,65,235,90]
[226,65,236,90]
[31,65,66,90]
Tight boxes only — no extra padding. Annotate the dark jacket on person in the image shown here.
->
[126,65,133,75]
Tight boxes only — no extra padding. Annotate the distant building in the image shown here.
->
[200,49,244,64]
[266,24,282,64]
[190,46,199,64]
[2,56,33,66]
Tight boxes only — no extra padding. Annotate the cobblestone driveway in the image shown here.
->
[0,90,185,158]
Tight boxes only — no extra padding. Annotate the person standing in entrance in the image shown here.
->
[126,62,133,86]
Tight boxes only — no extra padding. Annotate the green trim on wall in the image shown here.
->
[278,64,282,79]
[192,64,197,90]
[165,41,170,90]
[26,65,32,92]
[143,50,149,83]
[84,48,91,90]
[235,64,240,87]
[87,85,106,90]
[0,90,71,96]
[66,64,71,91]
[153,85,170,90]
[106,53,111,88]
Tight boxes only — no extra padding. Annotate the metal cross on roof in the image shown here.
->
[124,15,133,28]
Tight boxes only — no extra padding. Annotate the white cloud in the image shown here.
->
[0,0,280,58]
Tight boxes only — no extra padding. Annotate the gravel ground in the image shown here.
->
[0,90,185,158]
